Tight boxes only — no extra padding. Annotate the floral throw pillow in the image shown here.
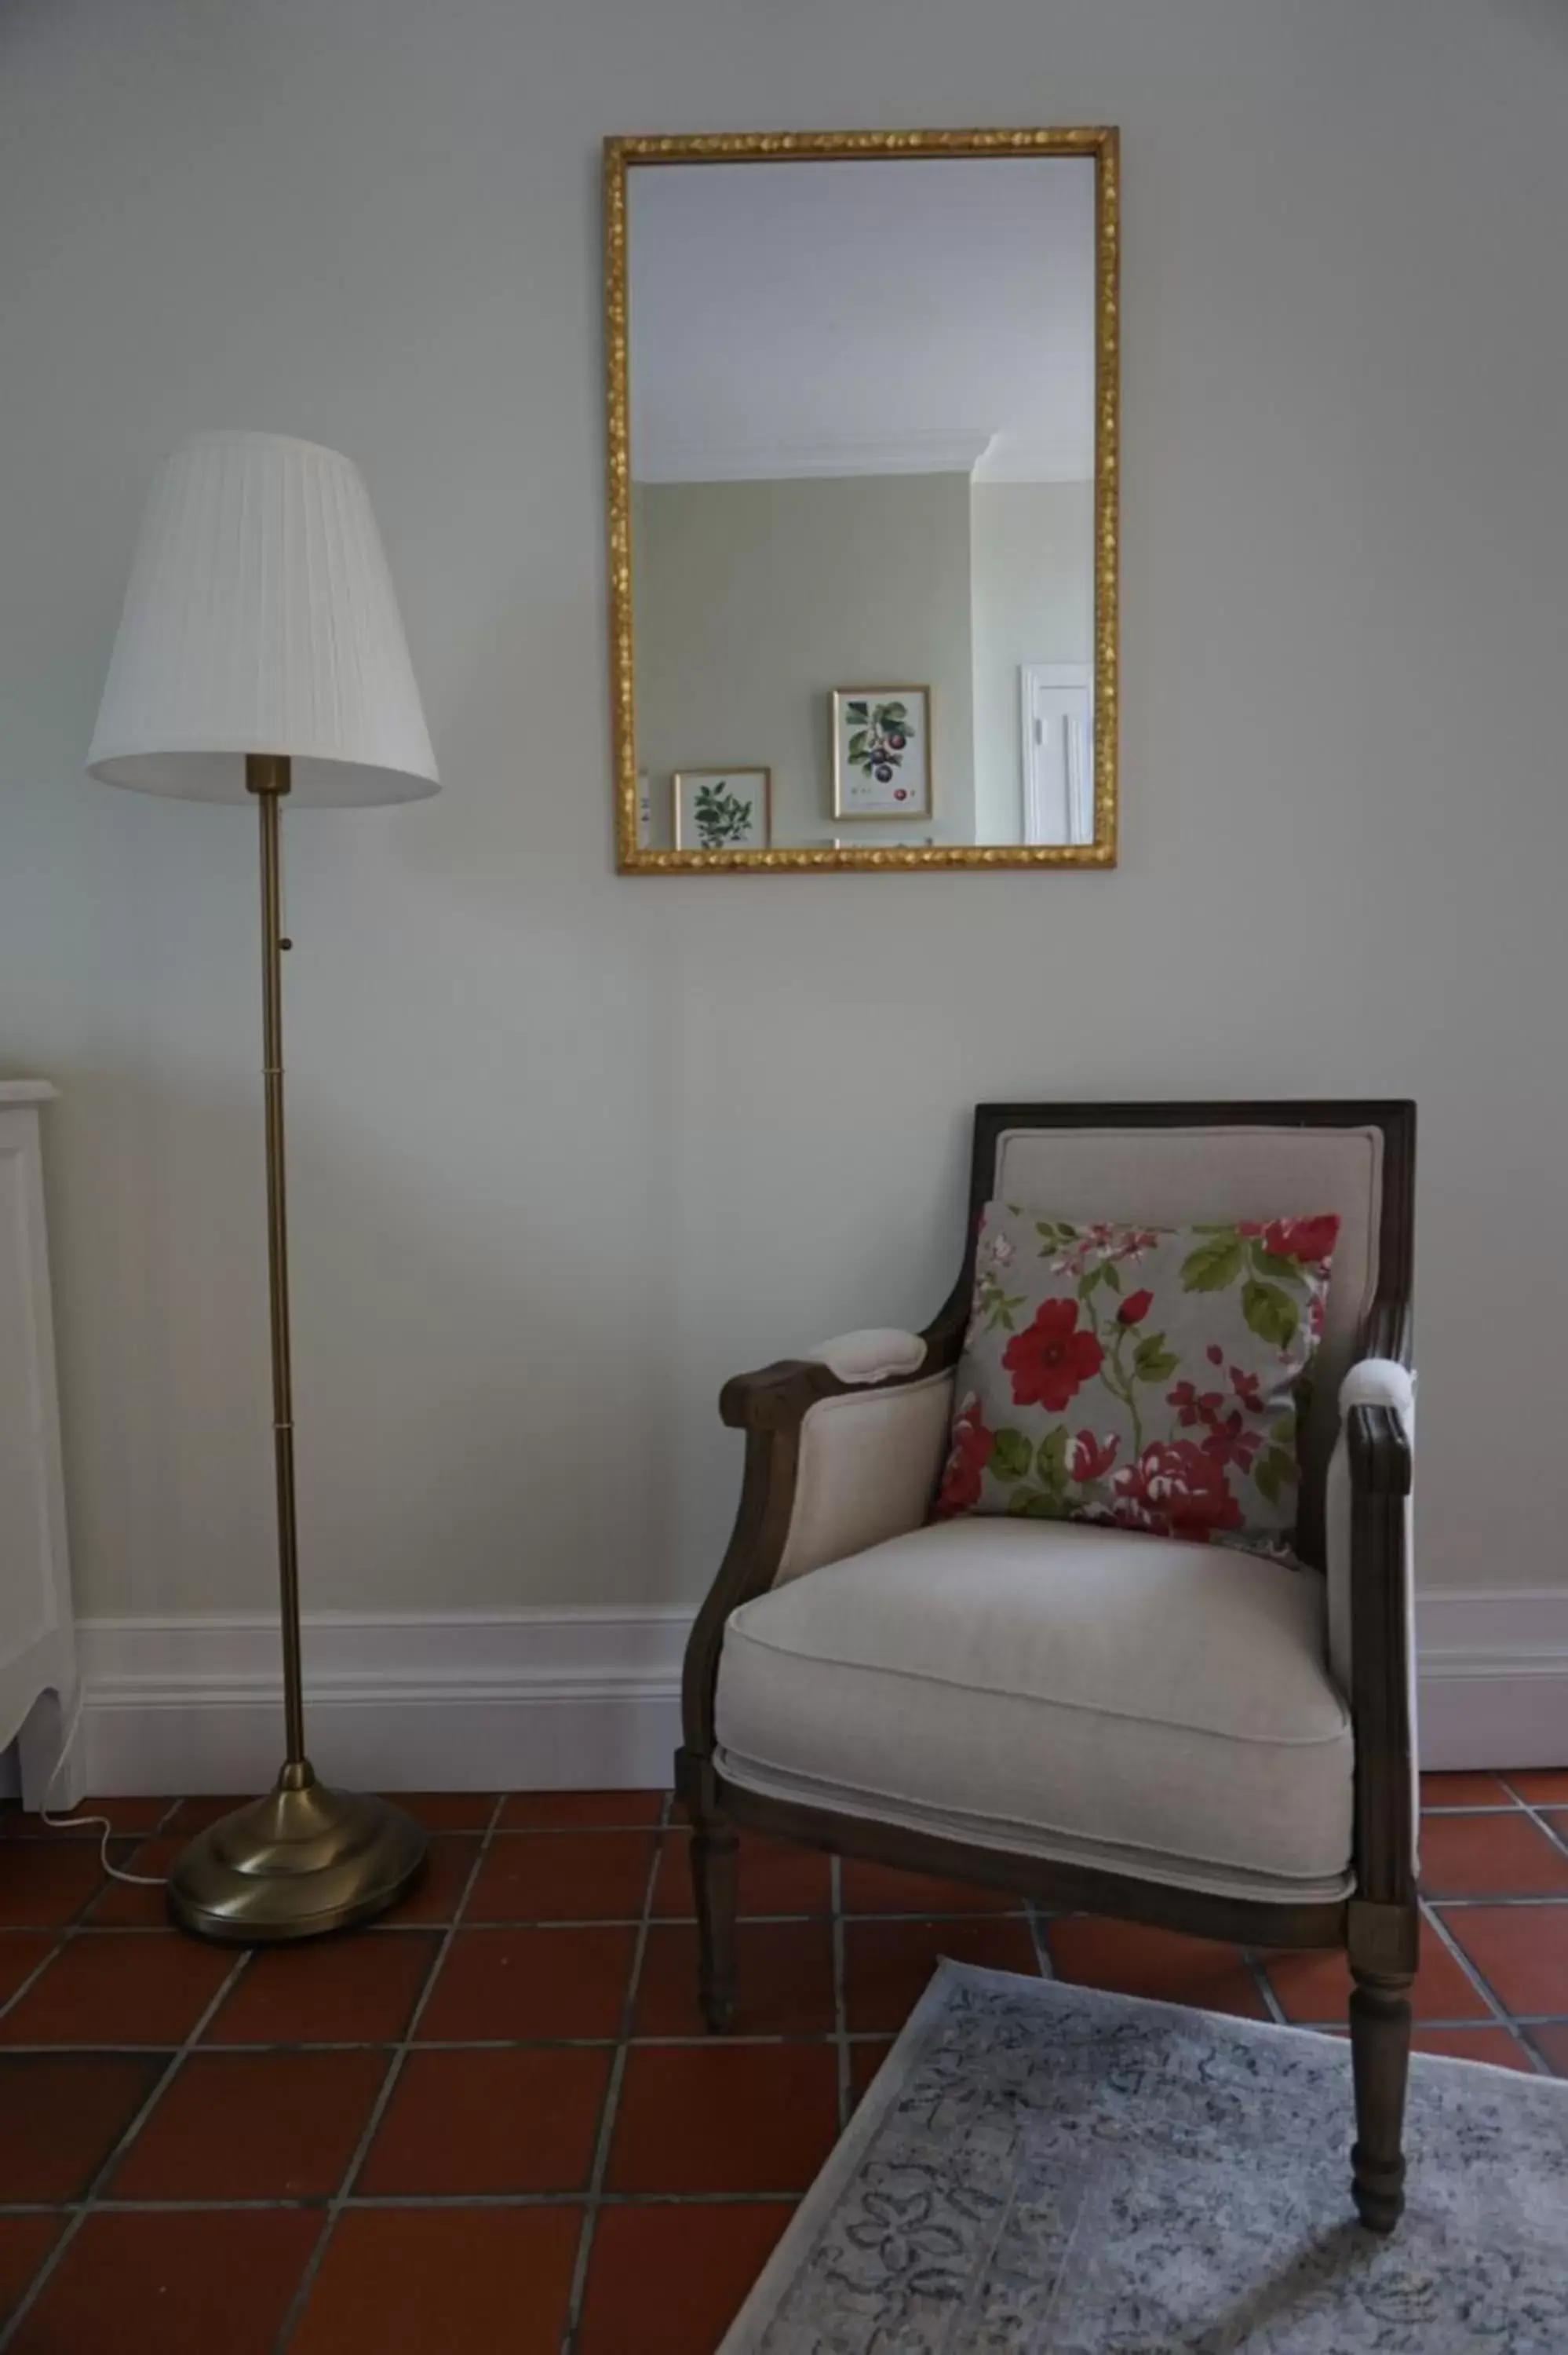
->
[935,1206,1341,1558]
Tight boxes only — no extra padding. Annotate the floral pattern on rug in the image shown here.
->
[937,1207,1340,1558]
[723,1965,1568,2354]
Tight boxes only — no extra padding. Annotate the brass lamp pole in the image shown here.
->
[88,432,439,1942]
[162,758,425,1939]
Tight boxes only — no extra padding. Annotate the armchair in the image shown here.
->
[679,1101,1417,2233]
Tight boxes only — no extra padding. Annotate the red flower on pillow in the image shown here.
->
[1168,1379,1224,1430]
[1003,1300,1103,1412]
[1112,1440,1243,1538]
[1241,1215,1340,1266]
[1197,1408,1263,1472]
[1117,1288,1154,1327]
[1169,1371,1265,1470]
[1070,1429,1120,1482]
[935,1395,996,1517]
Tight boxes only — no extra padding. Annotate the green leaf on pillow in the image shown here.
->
[1242,1278,1300,1347]
[1008,1486,1066,1520]
[1253,1444,1299,1505]
[1078,1265,1103,1300]
[980,1284,1026,1332]
[1132,1334,1179,1383]
[1180,1234,1244,1291]
[1101,1258,1121,1294]
[1271,1413,1297,1444]
[1037,1426,1071,1492]
[1249,1243,1306,1288]
[1036,1219,1079,1245]
[992,1427,1033,1483]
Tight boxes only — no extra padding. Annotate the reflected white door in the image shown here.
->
[1020,664,1093,845]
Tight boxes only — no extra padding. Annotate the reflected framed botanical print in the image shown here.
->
[672,767,772,850]
[831,686,932,820]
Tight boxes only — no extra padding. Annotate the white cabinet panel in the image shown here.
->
[0,1086,77,1806]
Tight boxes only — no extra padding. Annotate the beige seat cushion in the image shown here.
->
[715,1518,1354,1904]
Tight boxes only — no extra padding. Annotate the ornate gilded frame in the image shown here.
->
[605,127,1121,874]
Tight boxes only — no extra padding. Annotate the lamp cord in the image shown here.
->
[36,1700,169,1886]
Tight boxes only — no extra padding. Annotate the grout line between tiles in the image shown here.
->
[560,1792,670,2355]
[456,1820,667,1837]
[270,1789,509,2352]
[1418,1801,1521,1815]
[1418,1899,1551,2074]
[0,1831,167,2021]
[830,1856,850,2130]
[1421,1894,1568,1911]
[1243,1949,1288,2025]
[0,2188,828,2214]
[0,2025,977,2060]
[12,1904,1052,1936]
[1504,1784,1568,1867]
[2,2010,1562,2085]
[0,1941,250,2352]
[0,1937,75,2026]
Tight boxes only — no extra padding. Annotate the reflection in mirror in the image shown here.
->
[609,133,1118,871]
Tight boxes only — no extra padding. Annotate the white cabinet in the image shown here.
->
[0,1083,77,1809]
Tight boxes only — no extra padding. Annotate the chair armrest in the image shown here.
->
[684,1316,962,1761]
[1344,1360,1416,1490]
[1326,1343,1419,1917]
[720,1327,935,1433]
[804,1327,930,1385]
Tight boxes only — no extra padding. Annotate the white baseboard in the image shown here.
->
[74,1609,691,1795]
[1417,1588,1568,1770]
[49,1587,1568,1795]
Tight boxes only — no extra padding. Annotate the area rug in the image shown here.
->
[720,1962,1568,2353]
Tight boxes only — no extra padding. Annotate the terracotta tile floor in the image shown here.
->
[2,1774,1566,2351]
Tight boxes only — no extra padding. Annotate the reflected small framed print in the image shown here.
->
[832,688,932,820]
[672,768,772,851]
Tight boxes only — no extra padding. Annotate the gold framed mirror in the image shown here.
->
[606,129,1119,873]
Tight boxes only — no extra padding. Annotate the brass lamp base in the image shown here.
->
[166,1762,426,1944]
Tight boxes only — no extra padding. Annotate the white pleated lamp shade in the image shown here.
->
[88,431,438,807]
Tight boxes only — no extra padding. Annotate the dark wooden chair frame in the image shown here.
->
[678,1100,1417,2233]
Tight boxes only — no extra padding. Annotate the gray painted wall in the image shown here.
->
[2,0,1566,1621]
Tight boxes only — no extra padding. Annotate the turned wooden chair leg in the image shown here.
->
[1349,1965,1413,2233]
[690,1818,738,2032]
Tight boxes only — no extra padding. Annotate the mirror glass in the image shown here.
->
[611,136,1117,871]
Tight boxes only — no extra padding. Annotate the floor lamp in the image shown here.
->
[88,431,439,1941]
